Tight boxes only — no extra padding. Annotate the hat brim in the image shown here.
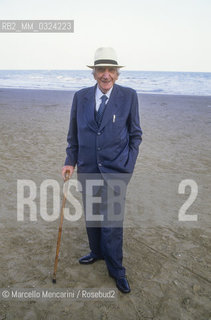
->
[87,64,124,69]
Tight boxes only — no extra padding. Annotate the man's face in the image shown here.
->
[94,67,119,93]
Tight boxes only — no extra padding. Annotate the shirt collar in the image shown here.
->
[96,85,113,100]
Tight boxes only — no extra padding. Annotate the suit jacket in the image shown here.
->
[65,83,142,174]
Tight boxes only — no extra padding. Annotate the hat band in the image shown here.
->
[94,59,118,66]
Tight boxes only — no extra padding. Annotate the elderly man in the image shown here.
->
[62,47,142,293]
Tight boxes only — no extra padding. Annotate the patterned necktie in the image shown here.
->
[96,95,108,126]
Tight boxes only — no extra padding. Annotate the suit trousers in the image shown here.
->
[79,172,127,279]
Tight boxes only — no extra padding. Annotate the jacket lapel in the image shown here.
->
[99,84,124,130]
[83,83,124,132]
[83,84,98,132]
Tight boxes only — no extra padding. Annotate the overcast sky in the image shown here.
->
[0,0,210,71]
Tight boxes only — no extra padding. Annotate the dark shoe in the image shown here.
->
[79,254,101,264]
[116,277,131,293]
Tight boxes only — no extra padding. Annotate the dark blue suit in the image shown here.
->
[65,83,142,278]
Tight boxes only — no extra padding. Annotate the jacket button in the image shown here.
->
[98,163,102,167]
[97,132,101,135]
[97,147,101,151]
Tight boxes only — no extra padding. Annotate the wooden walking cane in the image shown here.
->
[52,170,71,283]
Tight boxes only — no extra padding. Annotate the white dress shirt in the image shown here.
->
[95,85,113,111]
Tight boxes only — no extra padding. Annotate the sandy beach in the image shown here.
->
[0,88,210,320]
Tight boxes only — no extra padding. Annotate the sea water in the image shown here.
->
[0,70,210,96]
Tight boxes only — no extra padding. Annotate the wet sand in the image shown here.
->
[0,88,210,319]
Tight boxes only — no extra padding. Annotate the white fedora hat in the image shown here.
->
[87,47,124,69]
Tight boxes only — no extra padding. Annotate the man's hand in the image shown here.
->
[62,165,75,180]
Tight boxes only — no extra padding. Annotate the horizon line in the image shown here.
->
[0,69,210,74]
